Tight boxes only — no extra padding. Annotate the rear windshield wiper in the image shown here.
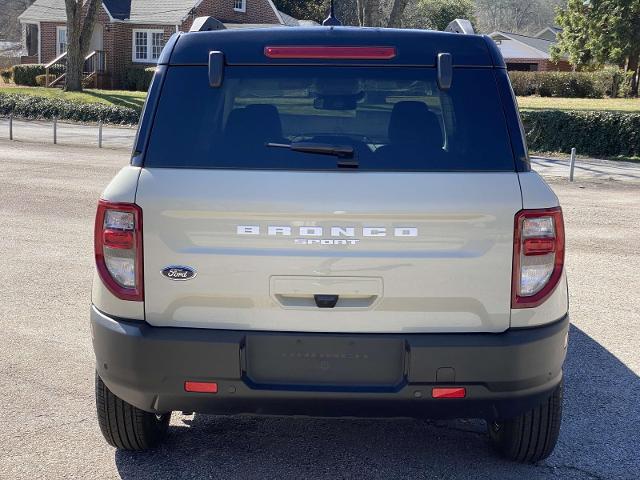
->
[266,142,357,167]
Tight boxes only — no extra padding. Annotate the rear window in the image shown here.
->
[145,66,515,171]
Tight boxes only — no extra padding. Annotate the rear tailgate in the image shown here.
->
[136,49,524,333]
[137,170,521,333]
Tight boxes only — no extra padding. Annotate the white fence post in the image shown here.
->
[569,147,576,182]
[98,121,103,148]
[53,117,57,145]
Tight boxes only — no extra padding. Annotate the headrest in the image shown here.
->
[388,101,442,148]
[225,104,283,144]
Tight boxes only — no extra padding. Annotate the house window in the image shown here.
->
[234,0,246,12]
[56,26,67,56]
[132,29,164,63]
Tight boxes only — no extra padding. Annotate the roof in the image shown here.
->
[19,0,284,25]
[19,0,66,23]
[114,0,200,23]
[224,23,287,30]
[534,26,561,42]
[277,10,299,27]
[277,10,319,27]
[489,30,569,61]
[167,27,502,67]
[103,0,130,20]
[535,26,561,36]
[490,31,554,54]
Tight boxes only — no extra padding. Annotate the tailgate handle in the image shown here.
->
[314,294,339,308]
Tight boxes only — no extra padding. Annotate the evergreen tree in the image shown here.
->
[553,0,640,94]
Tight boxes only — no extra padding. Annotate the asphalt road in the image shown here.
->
[531,156,640,183]
[0,140,638,479]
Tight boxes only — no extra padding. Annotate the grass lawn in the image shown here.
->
[0,86,146,110]
[517,96,640,113]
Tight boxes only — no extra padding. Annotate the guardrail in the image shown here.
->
[3,114,135,149]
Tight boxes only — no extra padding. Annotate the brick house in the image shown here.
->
[18,0,287,88]
[489,28,572,72]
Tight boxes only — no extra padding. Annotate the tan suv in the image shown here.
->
[91,22,568,462]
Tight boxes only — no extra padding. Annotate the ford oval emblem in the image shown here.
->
[161,266,197,281]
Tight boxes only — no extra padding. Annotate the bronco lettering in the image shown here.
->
[237,225,418,237]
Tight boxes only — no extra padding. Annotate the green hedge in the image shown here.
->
[2,92,638,156]
[521,110,640,157]
[125,67,156,91]
[12,64,64,86]
[0,67,12,83]
[509,68,634,98]
[0,93,139,125]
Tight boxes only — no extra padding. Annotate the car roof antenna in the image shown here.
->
[323,0,342,26]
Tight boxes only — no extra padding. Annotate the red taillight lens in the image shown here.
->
[512,207,564,308]
[523,237,555,256]
[184,381,218,393]
[103,229,134,249]
[432,387,466,399]
[264,46,397,60]
[94,200,143,301]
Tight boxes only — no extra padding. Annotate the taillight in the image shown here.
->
[94,200,143,301]
[512,207,564,308]
[264,46,397,60]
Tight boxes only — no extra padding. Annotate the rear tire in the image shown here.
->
[95,371,170,450]
[489,380,563,463]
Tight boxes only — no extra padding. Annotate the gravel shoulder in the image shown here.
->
[0,140,638,479]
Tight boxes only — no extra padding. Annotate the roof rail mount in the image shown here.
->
[323,0,342,26]
[445,19,474,35]
[190,16,226,32]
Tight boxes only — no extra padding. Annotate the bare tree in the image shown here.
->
[64,0,101,91]
[0,0,35,42]
[357,0,411,27]
[357,0,382,26]
[387,0,411,27]
[474,0,563,34]
[508,0,536,32]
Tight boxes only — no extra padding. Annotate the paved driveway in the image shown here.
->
[531,156,640,183]
[0,140,638,479]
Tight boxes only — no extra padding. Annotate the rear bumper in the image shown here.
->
[91,305,569,420]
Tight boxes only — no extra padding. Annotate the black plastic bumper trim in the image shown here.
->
[91,306,569,420]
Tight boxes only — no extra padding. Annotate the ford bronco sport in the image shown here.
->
[91,20,568,463]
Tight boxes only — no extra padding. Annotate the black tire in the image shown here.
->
[95,372,170,450]
[489,380,563,463]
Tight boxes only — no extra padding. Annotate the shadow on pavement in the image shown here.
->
[115,325,639,479]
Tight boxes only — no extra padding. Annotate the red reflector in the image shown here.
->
[184,381,218,393]
[523,237,556,256]
[103,229,134,249]
[432,387,466,399]
[264,46,396,60]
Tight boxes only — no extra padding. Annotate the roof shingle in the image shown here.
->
[19,0,261,25]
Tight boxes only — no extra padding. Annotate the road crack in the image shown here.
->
[536,463,607,479]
